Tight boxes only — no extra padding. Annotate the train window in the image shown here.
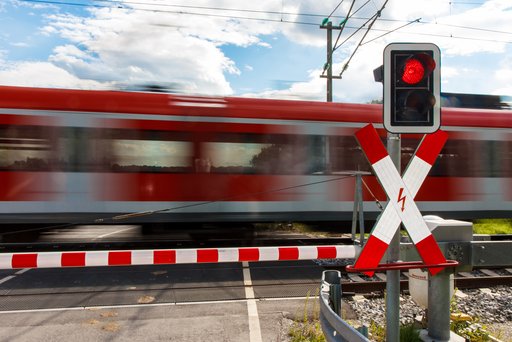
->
[402,136,491,177]
[492,140,512,177]
[0,125,55,171]
[202,133,315,174]
[329,135,371,173]
[97,129,193,173]
[111,140,191,172]
[55,128,95,172]
[203,141,272,173]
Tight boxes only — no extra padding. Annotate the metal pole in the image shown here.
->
[357,174,365,244]
[326,21,333,102]
[352,173,366,244]
[351,174,359,241]
[428,271,452,340]
[320,21,341,102]
[386,132,401,342]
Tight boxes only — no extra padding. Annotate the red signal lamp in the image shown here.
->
[401,53,436,85]
[402,58,425,84]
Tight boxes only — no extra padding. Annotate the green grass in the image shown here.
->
[473,219,512,234]
[288,291,325,342]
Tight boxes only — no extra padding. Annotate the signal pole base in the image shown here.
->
[419,330,465,342]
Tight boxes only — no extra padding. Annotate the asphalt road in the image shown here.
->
[0,260,332,342]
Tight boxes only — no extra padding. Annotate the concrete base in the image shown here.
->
[419,330,466,342]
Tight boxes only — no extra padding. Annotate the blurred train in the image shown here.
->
[0,85,511,236]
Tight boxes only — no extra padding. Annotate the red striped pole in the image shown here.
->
[0,245,357,269]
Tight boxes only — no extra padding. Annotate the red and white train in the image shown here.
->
[0,86,511,233]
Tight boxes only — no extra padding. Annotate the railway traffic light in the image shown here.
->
[383,43,441,133]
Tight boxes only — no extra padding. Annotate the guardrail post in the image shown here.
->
[320,270,370,342]
[322,270,342,315]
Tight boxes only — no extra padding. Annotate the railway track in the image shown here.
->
[335,267,512,294]
[1,260,510,300]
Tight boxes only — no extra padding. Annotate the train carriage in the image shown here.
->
[0,86,511,235]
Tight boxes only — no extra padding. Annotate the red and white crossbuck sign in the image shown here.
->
[353,124,448,276]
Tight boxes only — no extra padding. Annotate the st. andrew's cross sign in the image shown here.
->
[352,124,448,276]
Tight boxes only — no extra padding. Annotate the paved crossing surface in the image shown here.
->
[0,260,336,341]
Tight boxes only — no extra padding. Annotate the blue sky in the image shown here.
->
[1,0,511,103]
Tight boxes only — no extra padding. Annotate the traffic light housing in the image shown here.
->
[383,43,440,133]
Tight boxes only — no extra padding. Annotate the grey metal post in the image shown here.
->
[427,271,452,340]
[326,21,333,102]
[351,174,359,241]
[320,21,342,103]
[357,174,365,244]
[386,133,401,342]
[351,173,365,245]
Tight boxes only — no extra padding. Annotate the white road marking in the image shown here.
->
[242,261,263,342]
[0,268,30,285]
[15,268,31,275]
[0,276,16,285]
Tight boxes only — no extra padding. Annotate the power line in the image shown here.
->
[420,21,512,36]
[326,0,344,20]
[92,0,361,21]
[332,0,371,52]
[95,0,512,36]
[361,18,421,45]
[338,0,389,78]
[17,0,512,44]
[17,0,337,27]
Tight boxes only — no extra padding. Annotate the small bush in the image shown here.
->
[400,324,422,342]
[451,317,490,341]
[288,290,325,342]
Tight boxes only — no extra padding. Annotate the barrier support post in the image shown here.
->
[427,270,452,340]
[351,172,366,245]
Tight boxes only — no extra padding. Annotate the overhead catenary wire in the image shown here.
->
[18,0,512,44]
[361,17,421,45]
[320,0,358,77]
[326,0,345,20]
[18,0,356,28]
[338,0,389,78]
[99,0,512,36]
[85,0,512,36]
[332,2,376,53]
[331,0,359,52]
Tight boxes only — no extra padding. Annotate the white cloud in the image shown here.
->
[244,0,512,101]
[493,57,512,95]
[0,61,107,89]
[2,0,512,101]
[38,7,247,94]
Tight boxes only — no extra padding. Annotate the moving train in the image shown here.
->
[0,86,511,236]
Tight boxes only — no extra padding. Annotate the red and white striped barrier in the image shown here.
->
[0,245,358,269]
[353,124,448,276]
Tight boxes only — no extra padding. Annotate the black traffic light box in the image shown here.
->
[383,43,441,134]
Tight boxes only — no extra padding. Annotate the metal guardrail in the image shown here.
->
[319,270,370,342]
